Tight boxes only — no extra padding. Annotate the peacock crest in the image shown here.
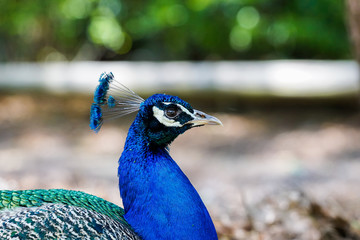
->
[90,72,144,132]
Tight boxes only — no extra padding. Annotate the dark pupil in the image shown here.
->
[165,107,178,118]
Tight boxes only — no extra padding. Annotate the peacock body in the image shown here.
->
[0,72,221,240]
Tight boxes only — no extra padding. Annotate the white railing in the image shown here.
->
[0,61,358,97]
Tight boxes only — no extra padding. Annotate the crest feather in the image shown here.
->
[90,72,144,132]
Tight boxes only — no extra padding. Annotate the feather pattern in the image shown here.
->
[0,189,140,239]
[90,72,144,132]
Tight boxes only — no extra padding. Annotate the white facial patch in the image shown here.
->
[152,102,198,127]
[152,106,183,127]
[163,102,196,118]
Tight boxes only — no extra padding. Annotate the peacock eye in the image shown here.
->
[165,106,181,119]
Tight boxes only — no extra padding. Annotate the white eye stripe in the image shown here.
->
[152,106,183,127]
[162,102,196,119]
[152,102,196,127]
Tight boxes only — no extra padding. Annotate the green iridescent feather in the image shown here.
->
[0,189,129,227]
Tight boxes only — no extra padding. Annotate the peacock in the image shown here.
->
[0,72,222,240]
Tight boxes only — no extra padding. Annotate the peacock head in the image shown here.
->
[137,93,221,145]
[90,72,222,146]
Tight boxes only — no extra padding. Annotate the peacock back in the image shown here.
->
[0,189,140,240]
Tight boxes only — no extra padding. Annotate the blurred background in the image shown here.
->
[1,0,360,239]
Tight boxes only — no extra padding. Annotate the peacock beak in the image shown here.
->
[187,109,223,127]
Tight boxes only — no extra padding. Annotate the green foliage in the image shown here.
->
[0,0,350,61]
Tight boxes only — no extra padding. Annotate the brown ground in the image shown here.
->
[0,92,360,239]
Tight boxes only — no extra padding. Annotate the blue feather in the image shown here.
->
[93,72,113,105]
[108,96,116,108]
[90,103,103,132]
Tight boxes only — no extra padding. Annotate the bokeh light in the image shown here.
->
[60,0,92,19]
[236,6,260,30]
[88,16,126,52]
[229,26,252,51]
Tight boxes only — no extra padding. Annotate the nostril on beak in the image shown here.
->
[196,113,206,118]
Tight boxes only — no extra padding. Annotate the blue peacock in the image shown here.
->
[0,72,222,239]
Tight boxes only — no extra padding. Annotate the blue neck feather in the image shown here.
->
[118,112,218,240]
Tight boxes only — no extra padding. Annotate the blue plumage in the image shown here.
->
[119,110,217,239]
[111,84,220,239]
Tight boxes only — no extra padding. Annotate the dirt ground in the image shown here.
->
[0,92,360,239]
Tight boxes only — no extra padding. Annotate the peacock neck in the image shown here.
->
[118,121,218,240]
